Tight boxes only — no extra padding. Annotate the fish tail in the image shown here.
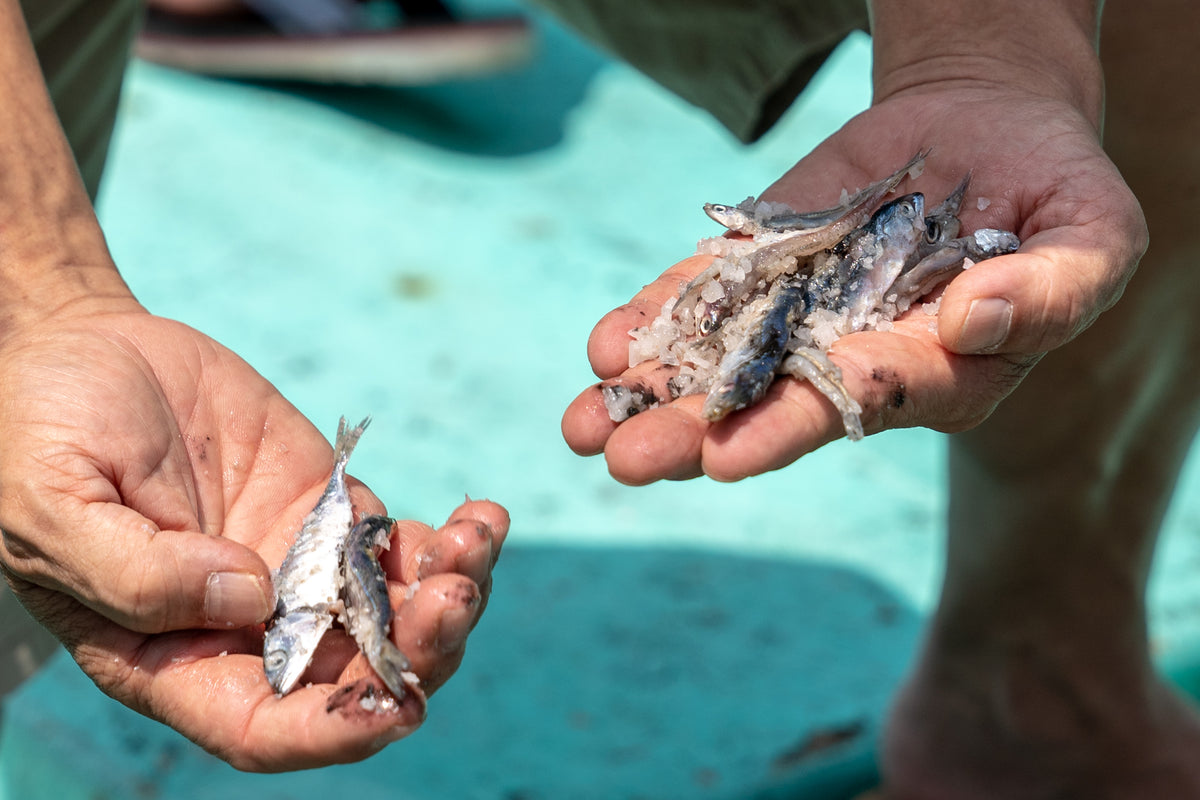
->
[332,415,372,466]
[369,639,413,699]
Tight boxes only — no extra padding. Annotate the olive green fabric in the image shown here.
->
[531,0,869,142]
[20,0,142,200]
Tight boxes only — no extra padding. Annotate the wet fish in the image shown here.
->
[834,193,928,330]
[702,276,811,421]
[702,149,929,236]
[263,416,369,696]
[919,173,970,253]
[614,152,1021,440]
[887,227,1020,304]
[340,515,412,699]
[680,150,930,333]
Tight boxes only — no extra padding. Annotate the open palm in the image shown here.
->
[0,309,507,771]
[563,85,1146,483]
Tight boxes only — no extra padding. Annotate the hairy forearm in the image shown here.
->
[868,0,1104,127]
[0,0,135,340]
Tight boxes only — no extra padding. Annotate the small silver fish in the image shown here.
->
[264,416,369,696]
[681,150,930,332]
[887,227,1021,303]
[923,173,969,238]
[702,149,929,236]
[340,515,413,699]
[835,192,928,330]
[702,276,810,421]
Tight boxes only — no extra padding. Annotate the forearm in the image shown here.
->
[868,0,1104,127]
[0,0,136,342]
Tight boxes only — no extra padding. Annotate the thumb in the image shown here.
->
[9,502,274,634]
[937,230,1142,356]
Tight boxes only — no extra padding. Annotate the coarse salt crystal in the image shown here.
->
[976,197,991,211]
[700,280,725,303]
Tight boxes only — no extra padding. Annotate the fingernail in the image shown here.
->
[205,572,273,626]
[957,298,1013,353]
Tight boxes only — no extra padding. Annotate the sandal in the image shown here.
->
[136,0,533,84]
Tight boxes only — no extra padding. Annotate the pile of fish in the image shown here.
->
[603,151,1020,440]
[263,417,414,700]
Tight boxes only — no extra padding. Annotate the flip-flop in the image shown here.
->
[135,0,533,84]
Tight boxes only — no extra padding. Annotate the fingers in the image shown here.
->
[390,573,481,694]
[563,312,1039,484]
[586,255,716,379]
[2,499,274,636]
[563,360,681,457]
[382,499,509,693]
[384,498,509,587]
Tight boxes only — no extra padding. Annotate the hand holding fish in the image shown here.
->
[0,310,508,770]
[562,26,1146,483]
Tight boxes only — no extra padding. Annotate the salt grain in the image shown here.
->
[700,280,725,303]
[976,197,991,211]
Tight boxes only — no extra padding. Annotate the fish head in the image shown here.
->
[263,611,333,695]
[703,201,754,233]
[871,193,926,239]
[922,212,959,250]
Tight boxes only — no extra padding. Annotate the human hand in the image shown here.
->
[0,308,509,771]
[563,53,1146,483]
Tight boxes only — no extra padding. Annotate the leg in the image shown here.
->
[878,1,1200,797]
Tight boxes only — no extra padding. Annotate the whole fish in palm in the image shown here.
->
[263,417,412,697]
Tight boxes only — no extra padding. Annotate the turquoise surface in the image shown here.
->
[4,7,1200,799]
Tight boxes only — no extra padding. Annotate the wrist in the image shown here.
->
[0,222,142,345]
[869,0,1104,128]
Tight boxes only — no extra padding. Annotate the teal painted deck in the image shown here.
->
[4,7,1200,799]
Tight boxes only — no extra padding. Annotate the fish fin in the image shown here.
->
[367,639,414,699]
[331,415,371,466]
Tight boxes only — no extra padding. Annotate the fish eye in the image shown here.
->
[264,649,287,672]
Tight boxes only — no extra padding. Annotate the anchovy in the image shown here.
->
[702,149,929,236]
[887,227,1020,304]
[919,173,971,253]
[617,152,1022,441]
[681,150,930,332]
[702,276,811,421]
[340,515,412,699]
[835,193,928,329]
[264,416,369,696]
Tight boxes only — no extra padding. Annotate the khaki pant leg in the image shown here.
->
[20,0,142,200]
[529,0,868,142]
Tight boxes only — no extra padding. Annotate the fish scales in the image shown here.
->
[263,416,367,696]
[341,515,413,699]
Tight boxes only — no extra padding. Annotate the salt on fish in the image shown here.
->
[613,152,1020,437]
